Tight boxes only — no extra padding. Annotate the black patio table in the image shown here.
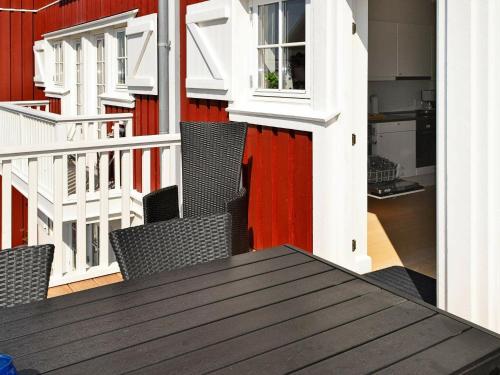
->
[1,245,500,374]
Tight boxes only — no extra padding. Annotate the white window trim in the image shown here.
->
[53,41,64,86]
[116,28,128,88]
[251,0,311,99]
[40,10,138,111]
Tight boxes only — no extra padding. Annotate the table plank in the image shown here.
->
[13,269,353,372]
[376,328,500,374]
[54,279,387,375]
[0,246,294,324]
[129,289,406,375]
[1,252,311,343]
[292,314,469,374]
[211,301,434,374]
[3,259,326,358]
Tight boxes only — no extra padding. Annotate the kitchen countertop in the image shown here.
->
[368,111,418,124]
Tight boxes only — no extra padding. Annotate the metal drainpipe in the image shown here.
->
[158,0,169,135]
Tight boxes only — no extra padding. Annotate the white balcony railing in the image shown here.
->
[0,102,181,286]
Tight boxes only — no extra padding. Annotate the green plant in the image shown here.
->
[265,71,279,89]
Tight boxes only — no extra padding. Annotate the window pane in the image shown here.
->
[282,46,305,90]
[258,48,279,89]
[258,3,278,45]
[117,32,126,57]
[283,0,306,43]
[118,60,126,85]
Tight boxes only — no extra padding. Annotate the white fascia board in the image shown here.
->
[43,10,139,40]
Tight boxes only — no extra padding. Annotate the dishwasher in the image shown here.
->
[369,121,424,199]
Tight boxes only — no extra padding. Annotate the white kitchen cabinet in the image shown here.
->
[368,21,398,80]
[369,21,434,80]
[397,23,433,77]
[372,120,416,178]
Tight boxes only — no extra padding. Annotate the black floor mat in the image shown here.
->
[365,266,436,306]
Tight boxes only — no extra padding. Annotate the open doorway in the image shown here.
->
[366,1,437,282]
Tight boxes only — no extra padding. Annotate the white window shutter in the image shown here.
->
[126,14,158,95]
[186,0,232,100]
[33,40,47,87]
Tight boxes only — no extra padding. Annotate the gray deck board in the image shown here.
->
[2,246,499,375]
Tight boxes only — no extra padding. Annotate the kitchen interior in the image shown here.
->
[367,0,437,279]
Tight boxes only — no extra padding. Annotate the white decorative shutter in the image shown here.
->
[33,40,47,87]
[186,0,232,100]
[126,14,158,95]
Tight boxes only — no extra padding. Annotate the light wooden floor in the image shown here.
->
[48,273,123,298]
[368,187,436,278]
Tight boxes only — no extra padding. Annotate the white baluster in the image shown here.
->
[99,150,109,267]
[142,148,151,195]
[28,158,38,246]
[76,153,87,272]
[113,122,121,190]
[121,149,131,229]
[53,155,64,277]
[1,161,12,249]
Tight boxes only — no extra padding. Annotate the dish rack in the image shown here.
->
[368,156,399,183]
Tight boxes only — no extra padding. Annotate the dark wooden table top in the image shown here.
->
[2,245,500,374]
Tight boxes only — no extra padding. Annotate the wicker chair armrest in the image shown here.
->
[143,185,180,224]
[222,188,249,255]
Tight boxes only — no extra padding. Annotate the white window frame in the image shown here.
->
[96,34,106,114]
[116,29,128,88]
[251,0,311,99]
[74,39,84,115]
[53,41,65,85]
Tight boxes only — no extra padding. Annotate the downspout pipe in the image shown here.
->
[158,0,169,135]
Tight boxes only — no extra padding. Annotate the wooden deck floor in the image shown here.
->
[49,191,436,299]
[48,273,123,298]
[368,187,436,278]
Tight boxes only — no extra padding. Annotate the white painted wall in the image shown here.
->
[437,0,500,333]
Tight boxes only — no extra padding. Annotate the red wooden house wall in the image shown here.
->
[179,0,313,252]
[0,0,36,247]
[0,0,313,252]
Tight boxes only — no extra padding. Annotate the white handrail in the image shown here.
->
[0,134,181,160]
[0,102,134,123]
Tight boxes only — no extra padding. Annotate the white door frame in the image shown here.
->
[436,0,500,333]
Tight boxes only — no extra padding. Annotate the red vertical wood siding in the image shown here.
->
[0,177,28,248]
[179,0,313,252]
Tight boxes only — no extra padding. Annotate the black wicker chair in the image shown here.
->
[0,244,55,308]
[110,214,231,281]
[143,121,249,255]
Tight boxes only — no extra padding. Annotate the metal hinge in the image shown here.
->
[249,6,253,23]
[352,133,357,146]
[352,239,357,252]
[352,22,357,35]
[249,75,253,88]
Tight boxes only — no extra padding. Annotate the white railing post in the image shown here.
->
[1,160,12,249]
[52,155,64,277]
[27,158,38,246]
